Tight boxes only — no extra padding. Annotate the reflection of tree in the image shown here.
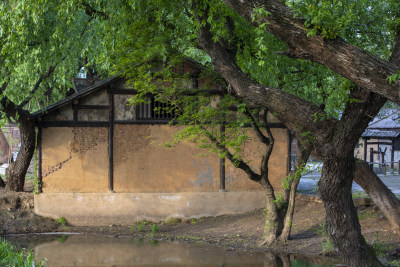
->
[264,252,290,267]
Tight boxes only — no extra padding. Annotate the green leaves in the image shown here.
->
[0,0,105,116]
[387,71,400,84]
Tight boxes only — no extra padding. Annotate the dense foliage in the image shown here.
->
[0,239,43,267]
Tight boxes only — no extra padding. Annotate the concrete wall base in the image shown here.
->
[34,191,266,226]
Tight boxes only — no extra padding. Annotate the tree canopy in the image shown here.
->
[1,0,399,265]
[87,1,399,265]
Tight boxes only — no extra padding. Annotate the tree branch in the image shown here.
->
[80,1,109,20]
[243,107,270,145]
[196,14,337,144]
[221,0,400,104]
[17,65,56,109]
[199,125,261,182]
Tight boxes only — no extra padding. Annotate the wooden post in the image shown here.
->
[391,140,395,175]
[73,100,78,121]
[219,118,226,192]
[108,93,114,192]
[363,138,367,161]
[37,125,43,193]
[370,147,374,164]
[287,130,292,173]
[381,149,386,175]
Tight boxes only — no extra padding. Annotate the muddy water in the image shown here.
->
[5,234,342,266]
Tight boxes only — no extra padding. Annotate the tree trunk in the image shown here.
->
[260,175,283,245]
[0,176,5,187]
[355,160,400,235]
[5,118,36,192]
[319,157,382,266]
[0,129,11,164]
[279,141,312,242]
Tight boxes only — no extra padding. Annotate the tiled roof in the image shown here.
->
[362,129,400,138]
[368,110,400,129]
[32,76,120,118]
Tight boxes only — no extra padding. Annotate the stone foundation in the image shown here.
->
[34,191,266,226]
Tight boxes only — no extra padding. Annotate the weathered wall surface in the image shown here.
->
[113,124,220,192]
[41,127,109,192]
[41,125,288,193]
[34,191,267,226]
[113,125,288,193]
[225,128,289,192]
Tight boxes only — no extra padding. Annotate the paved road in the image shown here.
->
[297,171,400,196]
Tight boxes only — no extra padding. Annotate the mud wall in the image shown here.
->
[41,127,109,192]
[41,125,289,193]
[113,125,288,193]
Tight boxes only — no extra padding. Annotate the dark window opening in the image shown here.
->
[136,97,175,120]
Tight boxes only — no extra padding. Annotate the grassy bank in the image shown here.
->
[0,239,42,267]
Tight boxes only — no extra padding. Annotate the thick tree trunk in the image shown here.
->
[260,175,283,245]
[5,118,36,192]
[319,157,382,266]
[355,160,400,235]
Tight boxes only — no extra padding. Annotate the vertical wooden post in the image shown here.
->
[37,125,42,193]
[108,93,114,192]
[370,147,374,164]
[363,138,367,161]
[287,130,292,174]
[219,118,226,192]
[391,140,395,174]
[73,100,78,121]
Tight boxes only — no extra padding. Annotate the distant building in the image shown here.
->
[355,110,400,172]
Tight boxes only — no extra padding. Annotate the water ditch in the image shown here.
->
[4,233,344,266]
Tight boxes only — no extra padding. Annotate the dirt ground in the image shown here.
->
[1,182,400,265]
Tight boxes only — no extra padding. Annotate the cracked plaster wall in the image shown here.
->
[41,127,109,192]
[41,125,288,193]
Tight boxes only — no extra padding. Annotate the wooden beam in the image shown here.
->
[38,121,109,127]
[37,126,43,193]
[287,130,292,175]
[220,119,226,191]
[72,105,109,110]
[366,142,392,145]
[115,120,171,125]
[108,93,115,192]
[109,89,137,95]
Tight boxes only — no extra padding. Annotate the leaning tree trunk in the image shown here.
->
[319,157,382,267]
[6,118,36,192]
[260,174,284,245]
[354,160,400,235]
[279,141,312,242]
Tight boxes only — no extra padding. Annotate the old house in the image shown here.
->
[355,110,400,173]
[33,62,291,226]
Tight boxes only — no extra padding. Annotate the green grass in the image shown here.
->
[136,220,149,232]
[164,217,182,224]
[315,223,335,255]
[56,216,67,226]
[0,239,43,266]
[151,224,159,233]
[352,191,369,199]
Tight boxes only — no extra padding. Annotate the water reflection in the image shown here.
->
[5,234,342,266]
